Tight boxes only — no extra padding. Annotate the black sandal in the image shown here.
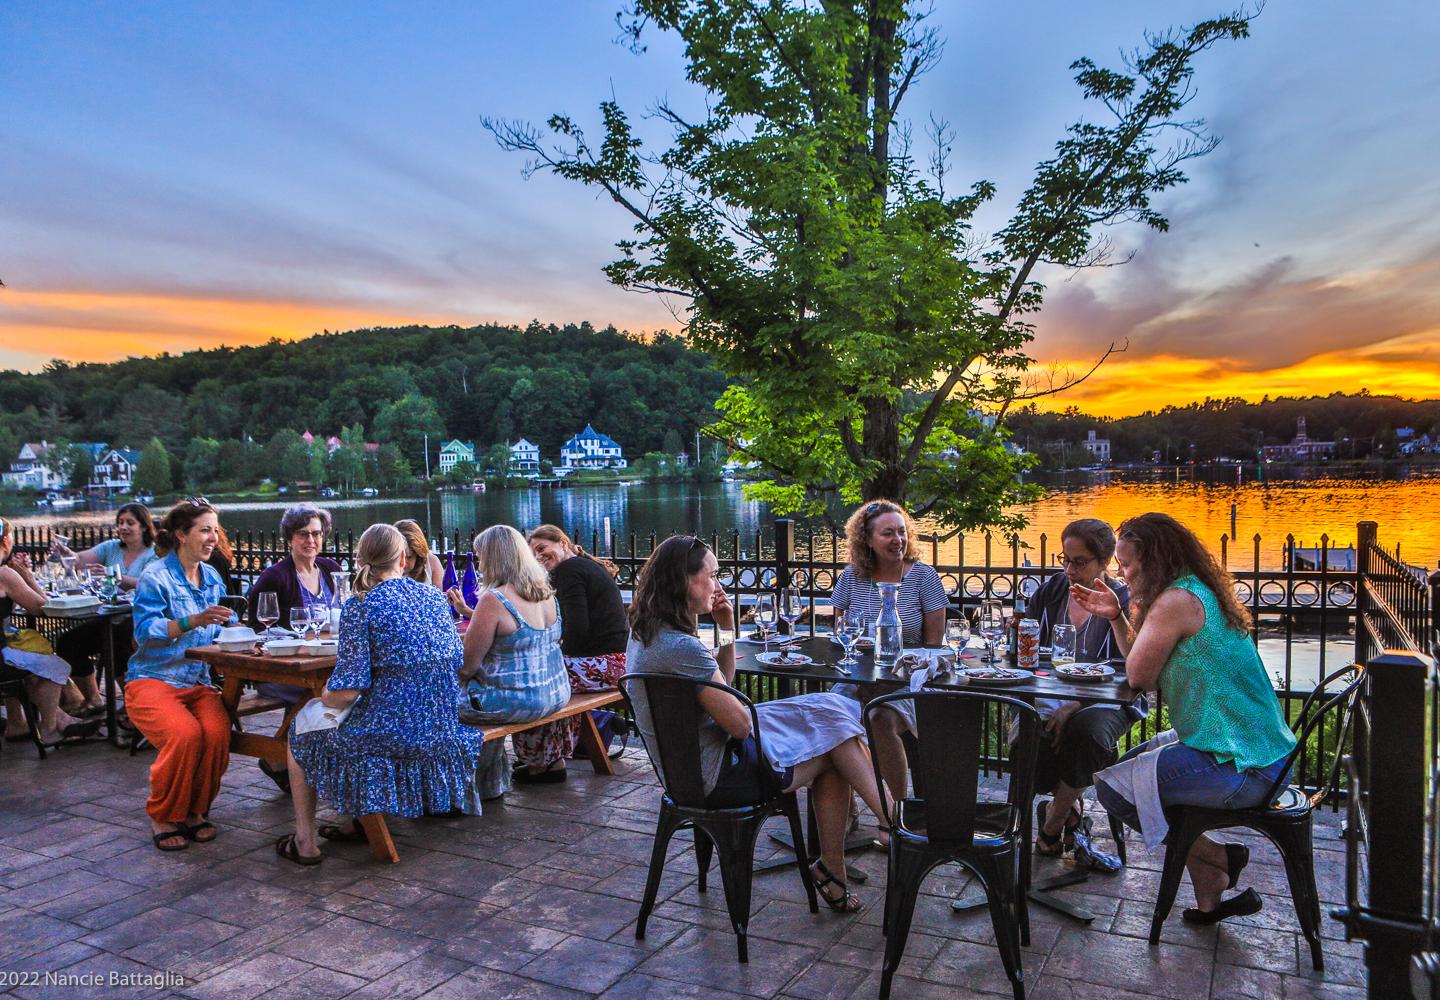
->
[1035,799,1081,856]
[1183,887,1263,924]
[275,833,323,866]
[811,859,862,913]
[152,827,189,852]
[512,763,567,784]
[183,819,218,843]
[318,821,368,843]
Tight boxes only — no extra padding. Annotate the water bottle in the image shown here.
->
[442,553,459,619]
[875,581,903,666]
[461,554,479,612]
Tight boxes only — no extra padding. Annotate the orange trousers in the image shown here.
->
[124,679,231,823]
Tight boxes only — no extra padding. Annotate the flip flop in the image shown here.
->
[275,833,323,866]
[1183,887,1263,924]
[152,828,189,852]
[318,821,368,843]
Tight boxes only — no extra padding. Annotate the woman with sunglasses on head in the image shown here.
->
[626,535,892,912]
[126,498,237,852]
[1019,518,1142,858]
[829,500,949,808]
[1076,512,1296,924]
[0,517,100,746]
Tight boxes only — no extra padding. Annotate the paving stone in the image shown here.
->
[1215,921,1299,974]
[635,926,821,996]
[516,934,646,993]
[1043,926,1215,1000]
[919,935,1035,995]
[11,953,183,1000]
[501,885,644,941]
[1280,977,1366,999]
[343,952,470,1000]
[415,965,590,999]
[254,963,368,1000]
[596,972,756,999]
[273,914,435,979]
[1030,976,1176,1000]
[177,953,315,1000]
[439,914,569,972]
[777,957,871,999]
[1211,962,1286,999]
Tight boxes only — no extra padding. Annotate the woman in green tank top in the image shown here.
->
[1072,513,1297,925]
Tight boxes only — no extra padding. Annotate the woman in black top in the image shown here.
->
[510,524,628,782]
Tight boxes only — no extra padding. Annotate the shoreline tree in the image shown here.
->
[486,2,1254,531]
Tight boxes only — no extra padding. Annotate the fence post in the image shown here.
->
[774,518,794,592]
[1430,566,1440,655]
[1355,521,1377,666]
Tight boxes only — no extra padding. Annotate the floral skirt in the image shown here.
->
[512,652,627,768]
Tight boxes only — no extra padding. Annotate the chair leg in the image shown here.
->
[973,853,1025,1000]
[20,691,47,760]
[636,806,685,942]
[1150,814,1202,946]
[782,794,819,914]
[879,848,933,1000]
[1273,819,1325,972]
[694,828,713,893]
[1109,812,1127,866]
[704,815,767,963]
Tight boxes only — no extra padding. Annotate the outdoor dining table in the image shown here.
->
[17,600,134,747]
[183,644,398,863]
[733,632,1145,924]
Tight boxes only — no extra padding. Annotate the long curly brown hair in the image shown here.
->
[1118,513,1250,632]
[843,500,920,581]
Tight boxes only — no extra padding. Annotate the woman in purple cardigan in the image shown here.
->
[244,504,344,792]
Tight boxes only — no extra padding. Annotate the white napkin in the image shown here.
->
[293,698,352,735]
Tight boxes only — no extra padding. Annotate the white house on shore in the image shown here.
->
[2,441,62,491]
[437,439,476,474]
[91,448,143,494]
[559,425,626,471]
[509,438,541,478]
[1081,429,1111,464]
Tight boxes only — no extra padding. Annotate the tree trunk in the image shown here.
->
[862,396,907,501]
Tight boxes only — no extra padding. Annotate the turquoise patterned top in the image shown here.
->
[1160,575,1296,772]
[463,591,570,724]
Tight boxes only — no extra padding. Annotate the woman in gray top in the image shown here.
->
[626,535,891,913]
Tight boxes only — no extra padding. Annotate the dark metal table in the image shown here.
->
[17,601,134,747]
[733,633,1143,921]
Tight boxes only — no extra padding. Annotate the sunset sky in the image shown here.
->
[3,2,1437,415]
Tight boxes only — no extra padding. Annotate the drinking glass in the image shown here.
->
[978,600,1005,664]
[945,616,970,665]
[778,587,804,637]
[753,593,777,657]
[307,603,326,641]
[1051,624,1077,666]
[85,564,106,596]
[256,592,280,633]
[98,570,119,605]
[836,610,862,666]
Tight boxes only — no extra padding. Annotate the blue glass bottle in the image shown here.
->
[461,554,479,613]
[442,553,459,619]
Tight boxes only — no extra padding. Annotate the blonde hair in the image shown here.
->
[353,524,406,596]
[474,525,553,603]
[393,519,432,582]
[843,499,921,580]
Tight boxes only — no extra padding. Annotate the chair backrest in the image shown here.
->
[865,689,1041,847]
[1267,662,1366,806]
[618,671,762,809]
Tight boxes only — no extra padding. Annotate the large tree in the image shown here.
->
[487,3,1251,530]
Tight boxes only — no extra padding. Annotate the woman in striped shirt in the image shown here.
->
[830,500,949,806]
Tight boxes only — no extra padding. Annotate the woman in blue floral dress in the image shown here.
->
[277,524,485,865]
[457,525,570,801]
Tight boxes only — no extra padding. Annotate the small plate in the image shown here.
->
[756,651,814,668]
[738,632,784,645]
[961,666,1031,685]
[1055,663,1117,682]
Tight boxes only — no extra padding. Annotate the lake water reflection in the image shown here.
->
[6,470,1438,571]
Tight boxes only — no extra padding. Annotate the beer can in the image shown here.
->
[1016,618,1041,670]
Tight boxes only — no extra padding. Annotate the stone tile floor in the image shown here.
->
[0,726,1366,999]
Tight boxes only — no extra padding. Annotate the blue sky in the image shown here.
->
[2,1,1437,411]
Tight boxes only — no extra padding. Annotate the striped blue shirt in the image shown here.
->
[830,563,950,642]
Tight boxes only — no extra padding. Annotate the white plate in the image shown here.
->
[755,651,814,668]
[961,667,1031,685]
[1054,662,1117,682]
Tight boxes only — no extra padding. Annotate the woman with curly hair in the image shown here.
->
[1075,512,1296,925]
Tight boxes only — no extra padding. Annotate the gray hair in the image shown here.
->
[280,503,332,542]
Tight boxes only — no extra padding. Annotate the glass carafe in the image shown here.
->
[874,582,903,666]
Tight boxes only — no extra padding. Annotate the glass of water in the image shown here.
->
[978,600,1005,664]
[1051,623,1077,666]
[945,616,970,666]
[836,610,862,666]
[753,593,777,657]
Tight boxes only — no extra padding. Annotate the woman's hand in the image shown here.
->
[710,588,736,633]
[1070,576,1122,621]
[48,538,73,558]
[446,588,473,617]
[190,605,233,628]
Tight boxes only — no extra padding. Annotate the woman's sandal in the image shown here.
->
[183,819,218,843]
[152,827,189,852]
[811,859,862,913]
[318,821,368,843]
[1035,800,1082,857]
[275,833,323,867]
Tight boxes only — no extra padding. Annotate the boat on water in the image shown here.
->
[37,493,80,509]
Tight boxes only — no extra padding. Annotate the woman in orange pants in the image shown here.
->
[125,499,236,852]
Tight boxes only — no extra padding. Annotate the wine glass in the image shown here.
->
[978,600,1005,664]
[256,592,279,634]
[836,609,862,666]
[753,593,777,658]
[945,616,970,668]
[778,587,804,638]
[306,603,326,642]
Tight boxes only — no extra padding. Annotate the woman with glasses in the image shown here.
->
[125,499,238,852]
[626,535,892,912]
[829,500,949,808]
[0,517,100,747]
[1019,518,1142,857]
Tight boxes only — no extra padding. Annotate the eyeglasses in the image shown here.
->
[183,496,213,508]
[1059,554,1097,570]
[293,529,326,540]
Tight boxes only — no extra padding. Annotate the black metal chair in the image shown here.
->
[865,689,1042,1000]
[0,667,48,760]
[618,672,817,963]
[1109,662,1364,970]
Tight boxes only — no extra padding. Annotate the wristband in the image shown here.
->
[179,616,190,632]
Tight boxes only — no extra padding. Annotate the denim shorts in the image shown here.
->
[706,735,795,808]
[1096,739,1290,834]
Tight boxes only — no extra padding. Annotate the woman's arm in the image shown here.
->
[0,564,48,613]
[320,686,361,710]
[1115,588,1204,690]
[921,608,945,646]
[552,567,590,656]
[459,591,503,681]
[427,553,444,588]
[698,667,752,739]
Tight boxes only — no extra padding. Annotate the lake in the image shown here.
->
[5,469,1438,572]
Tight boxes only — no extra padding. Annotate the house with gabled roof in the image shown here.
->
[560,425,626,471]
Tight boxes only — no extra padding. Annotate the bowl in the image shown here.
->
[219,638,259,653]
[304,639,338,656]
[264,639,304,657]
[218,625,257,643]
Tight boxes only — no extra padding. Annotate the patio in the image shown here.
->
[0,726,1365,1000]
